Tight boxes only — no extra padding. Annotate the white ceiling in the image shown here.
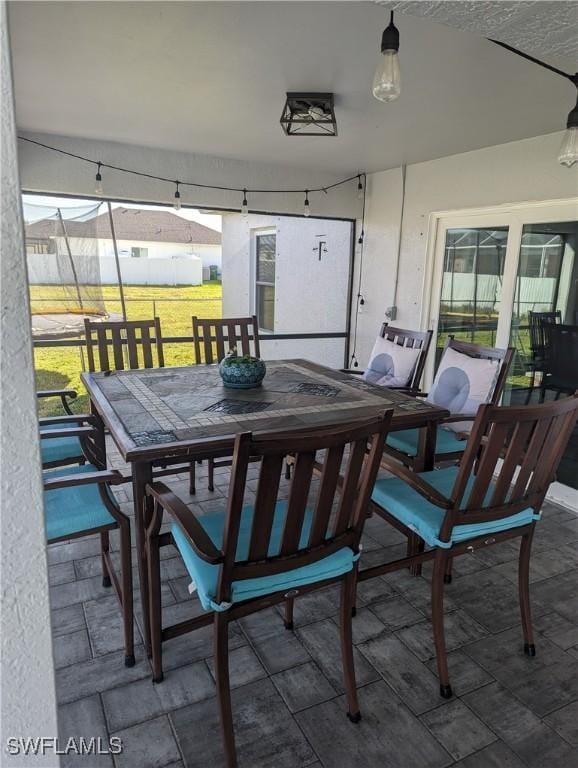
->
[8,1,578,175]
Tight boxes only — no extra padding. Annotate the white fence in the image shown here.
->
[27,254,203,286]
[441,273,558,311]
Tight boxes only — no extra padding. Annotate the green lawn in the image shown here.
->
[33,282,222,416]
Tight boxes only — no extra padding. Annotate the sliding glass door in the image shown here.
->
[426,199,578,495]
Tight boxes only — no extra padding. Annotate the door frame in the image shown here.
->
[420,196,578,510]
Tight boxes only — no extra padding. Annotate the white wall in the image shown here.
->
[100,239,222,268]
[354,131,578,368]
[27,252,203,286]
[1,3,60,763]
[222,213,353,367]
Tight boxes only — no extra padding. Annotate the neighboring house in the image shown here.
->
[221,213,353,368]
[26,207,222,286]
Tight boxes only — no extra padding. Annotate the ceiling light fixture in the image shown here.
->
[489,39,578,167]
[280,93,337,136]
[372,11,401,103]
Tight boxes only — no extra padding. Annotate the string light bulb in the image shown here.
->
[94,163,103,196]
[558,92,578,167]
[303,191,311,217]
[373,11,401,103]
[357,176,364,200]
[174,181,181,211]
[241,189,249,217]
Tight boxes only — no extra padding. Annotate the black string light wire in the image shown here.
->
[349,172,367,369]
[18,136,365,203]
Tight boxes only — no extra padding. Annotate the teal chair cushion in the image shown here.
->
[44,465,117,542]
[172,501,357,612]
[372,466,540,549]
[40,423,83,465]
[386,426,467,458]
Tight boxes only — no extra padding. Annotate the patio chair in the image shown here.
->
[190,315,261,493]
[365,393,578,700]
[37,388,89,468]
[342,323,433,393]
[44,456,134,667]
[524,310,561,400]
[84,317,165,372]
[145,411,393,768]
[540,323,578,401]
[384,337,514,472]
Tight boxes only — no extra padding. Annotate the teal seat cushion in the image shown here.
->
[172,502,357,612]
[44,464,117,542]
[386,427,467,458]
[372,466,540,549]
[40,423,83,465]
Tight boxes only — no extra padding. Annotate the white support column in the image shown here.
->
[0,1,60,764]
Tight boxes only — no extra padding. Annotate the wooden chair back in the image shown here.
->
[192,316,260,364]
[440,394,578,542]
[528,310,561,358]
[215,410,393,605]
[542,323,578,393]
[443,336,514,406]
[379,323,433,390]
[84,318,164,372]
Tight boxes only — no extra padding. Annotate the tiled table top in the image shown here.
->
[82,359,447,462]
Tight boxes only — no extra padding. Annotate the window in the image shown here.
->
[26,237,56,255]
[255,232,276,331]
[131,246,148,258]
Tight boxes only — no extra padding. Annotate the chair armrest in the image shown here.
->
[340,368,364,376]
[379,457,452,509]
[40,426,96,440]
[43,469,126,491]
[37,389,77,399]
[39,414,95,427]
[388,386,423,396]
[146,482,223,564]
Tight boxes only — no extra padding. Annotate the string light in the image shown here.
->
[94,163,103,196]
[173,181,181,211]
[241,189,249,217]
[357,176,364,200]
[349,173,367,370]
[303,191,311,217]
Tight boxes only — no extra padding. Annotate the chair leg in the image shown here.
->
[408,533,424,577]
[340,569,361,723]
[432,549,452,699]
[119,522,135,667]
[284,597,294,630]
[208,458,215,492]
[147,529,164,682]
[519,529,536,657]
[444,557,453,585]
[101,531,111,588]
[214,613,238,768]
[189,461,196,495]
[285,460,291,480]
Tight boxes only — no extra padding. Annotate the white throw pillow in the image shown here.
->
[427,347,500,433]
[363,336,420,388]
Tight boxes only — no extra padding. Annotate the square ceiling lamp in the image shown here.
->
[280,93,337,136]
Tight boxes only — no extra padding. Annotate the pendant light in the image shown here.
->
[372,11,401,103]
[558,93,578,167]
[94,163,103,195]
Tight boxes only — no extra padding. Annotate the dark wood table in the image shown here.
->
[82,359,449,654]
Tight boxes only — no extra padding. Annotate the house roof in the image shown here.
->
[27,207,221,246]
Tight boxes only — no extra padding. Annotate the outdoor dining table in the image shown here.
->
[82,358,450,655]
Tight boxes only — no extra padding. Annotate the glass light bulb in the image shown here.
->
[372,50,401,103]
[303,201,311,217]
[94,175,103,196]
[357,183,364,200]
[558,126,578,167]
[174,196,181,211]
[241,200,248,217]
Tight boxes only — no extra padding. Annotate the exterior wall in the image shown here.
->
[222,213,353,368]
[99,239,222,268]
[354,131,578,368]
[1,3,60,763]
